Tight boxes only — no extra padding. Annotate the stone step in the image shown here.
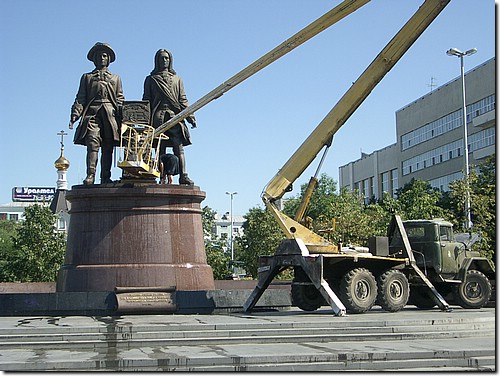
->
[0,341,494,371]
[1,330,495,352]
[0,321,494,349]
[0,310,494,334]
[0,310,493,335]
[0,319,494,344]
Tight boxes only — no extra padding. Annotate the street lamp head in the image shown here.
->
[446,47,462,57]
[465,48,477,56]
[446,47,477,57]
[225,191,238,196]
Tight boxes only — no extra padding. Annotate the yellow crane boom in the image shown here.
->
[262,0,451,252]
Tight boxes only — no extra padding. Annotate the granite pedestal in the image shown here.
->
[56,183,215,293]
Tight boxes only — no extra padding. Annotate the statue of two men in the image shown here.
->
[69,42,196,185]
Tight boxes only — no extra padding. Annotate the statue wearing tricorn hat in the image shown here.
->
[69,42,124,185]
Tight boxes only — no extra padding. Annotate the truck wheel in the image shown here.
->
[377,269,409,312]
[291,284,325,311]
[409,286,436,309]
[453,270,492,309]
[340,268,377,313]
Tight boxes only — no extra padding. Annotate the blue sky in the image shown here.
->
[0,0,495,216]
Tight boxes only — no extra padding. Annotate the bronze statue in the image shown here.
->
[143,49,196,185]
[69,42,124,185]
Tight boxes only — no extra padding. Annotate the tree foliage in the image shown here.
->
[3,205,66,282]
[283,174,338,221]
[447,156,496,258]
[205,238,232,280]
[202,206,233,279]
[394,179,448,220]
[236,207,283,278]
[469,156,496,258]
[325,187,382,245]
[284,176,389,246]
[0,220,20,282]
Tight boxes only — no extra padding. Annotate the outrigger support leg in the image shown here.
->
[296,253,346,316]
[390,215,452,312]
[242,257,285,313]
[243,239,346,316]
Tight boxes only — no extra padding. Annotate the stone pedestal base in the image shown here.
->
[56,183,215,292]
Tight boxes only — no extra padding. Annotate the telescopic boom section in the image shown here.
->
[151,0,370,138]
[263,0,450,204]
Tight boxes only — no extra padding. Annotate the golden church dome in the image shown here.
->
[54,151,70,171]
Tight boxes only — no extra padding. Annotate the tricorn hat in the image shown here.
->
[87,42,116,63]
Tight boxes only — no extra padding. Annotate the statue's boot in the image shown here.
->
[84,145,98,185]
[177,147,194,185]
[100,145,113,184]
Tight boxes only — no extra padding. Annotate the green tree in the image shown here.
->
[447,156,496,259]
[285,174,391,246]
[283,173,338,221]
[236,206,283,278]
[202,206,217,238]
[470,156,496,259]
[0,220,20,282]
[325,187,387,246]
[202,206,232,279]
[280,174,392,246]
[7,204,66,282]
[395,179,448,220]
[205,238,232,279]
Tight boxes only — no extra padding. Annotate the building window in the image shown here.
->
[429,172,463,192]
[402,139,463,176]
[381,172,389,194]
[363,179,370,197]
[466,94,496,123]
[391,169,398,198]
[355,182,362,196]
[469,127,495,152]
[401,94,495,151]
[0,213,7,220]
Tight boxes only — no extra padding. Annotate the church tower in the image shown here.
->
[50,130,71,231]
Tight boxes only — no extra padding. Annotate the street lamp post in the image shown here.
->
[225,191,237,274]
[446,47,476,230]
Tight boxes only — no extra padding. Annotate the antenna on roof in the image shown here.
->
[428,76,437,92]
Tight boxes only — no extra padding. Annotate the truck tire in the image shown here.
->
[409,286,436,309]
[291,284,325,311]
[339,268,377,313]
[453,270,492,309]
[377,269,409,312]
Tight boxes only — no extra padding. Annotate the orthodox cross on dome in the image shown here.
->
[57,130,68,149]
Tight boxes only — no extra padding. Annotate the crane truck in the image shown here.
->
[241,0,495,316]
[115,0,494,315]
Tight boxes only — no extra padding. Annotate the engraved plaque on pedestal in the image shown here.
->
[115,286,176,313]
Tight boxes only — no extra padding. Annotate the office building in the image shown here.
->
[339,58,495,200]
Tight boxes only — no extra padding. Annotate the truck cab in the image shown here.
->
[401,219,473,278]
[389,218,494,309]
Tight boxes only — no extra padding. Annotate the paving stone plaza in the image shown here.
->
[0,305,494,371]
